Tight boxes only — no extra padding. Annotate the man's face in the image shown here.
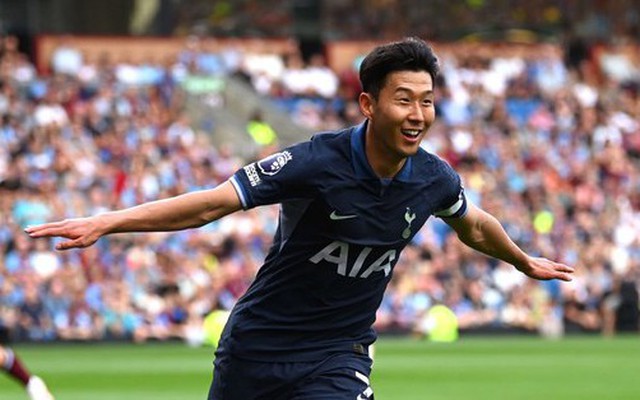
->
[361,70,436,160]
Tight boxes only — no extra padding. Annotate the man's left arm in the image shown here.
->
[443,202,574,281]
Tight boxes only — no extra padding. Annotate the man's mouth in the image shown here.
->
[401,129,422,139]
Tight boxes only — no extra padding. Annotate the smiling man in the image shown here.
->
[26,37,574,400]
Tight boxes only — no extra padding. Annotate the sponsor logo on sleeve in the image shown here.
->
[258,151,292,176]
[243,163,261,187]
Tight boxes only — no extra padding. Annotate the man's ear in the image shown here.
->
[358,92,374,120]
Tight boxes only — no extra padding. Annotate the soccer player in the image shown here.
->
[25,37,574,399]
[0,345,54,400]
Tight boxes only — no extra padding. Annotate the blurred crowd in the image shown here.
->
[1,30,640,345]
[161,0,639,43]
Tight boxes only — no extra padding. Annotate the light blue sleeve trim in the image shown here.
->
[230,176,250,210]
[434,190,468,218]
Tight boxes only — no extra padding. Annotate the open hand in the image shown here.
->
[25,217,104,250]
[518,257,574,281]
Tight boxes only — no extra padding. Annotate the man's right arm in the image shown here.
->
[25,180,242,250]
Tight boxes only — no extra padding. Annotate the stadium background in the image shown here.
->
[0,1,639,395]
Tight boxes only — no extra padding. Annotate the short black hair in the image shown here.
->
[359,37,439,99]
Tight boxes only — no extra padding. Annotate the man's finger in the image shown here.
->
[55,239,83,251]
[557,264,575,273]
[556,273,573,282]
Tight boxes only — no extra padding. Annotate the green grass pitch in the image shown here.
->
[2,335,639,399]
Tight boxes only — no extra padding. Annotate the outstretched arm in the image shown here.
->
[443,202,574,281]
[25,180,242,250]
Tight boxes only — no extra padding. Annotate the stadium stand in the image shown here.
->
[1,1,639,345]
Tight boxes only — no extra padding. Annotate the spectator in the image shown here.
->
[50,37,83,76]
[246,109,278,149]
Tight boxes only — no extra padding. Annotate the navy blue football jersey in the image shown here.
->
[220,121,467,361]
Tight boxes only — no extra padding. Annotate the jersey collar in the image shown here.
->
[350,120,413,182]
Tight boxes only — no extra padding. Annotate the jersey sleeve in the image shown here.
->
[433,161,468,219]
[230,141,317,209]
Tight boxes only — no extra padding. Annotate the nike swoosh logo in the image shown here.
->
[330,211,358,220]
